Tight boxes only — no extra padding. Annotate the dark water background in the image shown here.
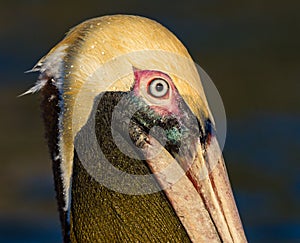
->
[0,1,299,242]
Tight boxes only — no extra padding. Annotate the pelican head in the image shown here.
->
[27,15,247,242]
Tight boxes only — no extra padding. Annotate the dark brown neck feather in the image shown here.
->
[40,80,70,242]
[69,92,190,242]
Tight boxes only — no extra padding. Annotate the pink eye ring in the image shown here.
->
[148,78,169,98]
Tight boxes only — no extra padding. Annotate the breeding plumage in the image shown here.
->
[27,15,247,242]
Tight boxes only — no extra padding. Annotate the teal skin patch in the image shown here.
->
[165,126,182,144]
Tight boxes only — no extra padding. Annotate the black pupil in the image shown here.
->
[156,83,164,92]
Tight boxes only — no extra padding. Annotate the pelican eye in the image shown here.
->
[148,78,169,98]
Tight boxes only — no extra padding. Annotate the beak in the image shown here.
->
[143,135,247,242]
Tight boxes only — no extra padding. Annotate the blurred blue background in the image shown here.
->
[0,1,299,242]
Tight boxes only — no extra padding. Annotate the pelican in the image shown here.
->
[25,15,247,242]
